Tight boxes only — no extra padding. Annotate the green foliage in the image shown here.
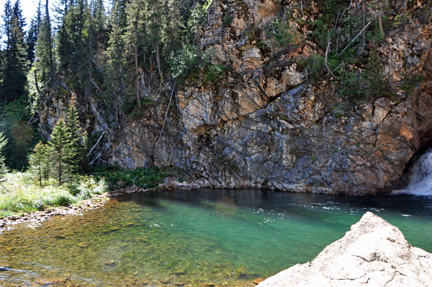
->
[48,119,75,184]
[336,49,394,104]
[29,141,46,187]
[1,0,30,103]
[337,70,364,100]
[0,97,41,171]
[0,171,107,217]
[93,166,169,190]
[223,15,233,26]
[265,19,299,49]
[203,65,230,85]
[305,54,325,81]
[66,104,84,172]
[402,74,426,93]
[169,43,200,81]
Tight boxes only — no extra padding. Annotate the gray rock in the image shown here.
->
[257,212,432,287]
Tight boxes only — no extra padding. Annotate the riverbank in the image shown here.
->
[0,177,199,232]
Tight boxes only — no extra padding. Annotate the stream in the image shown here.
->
[1,151,432,286]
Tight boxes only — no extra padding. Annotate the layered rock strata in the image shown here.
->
[37,1,432,195]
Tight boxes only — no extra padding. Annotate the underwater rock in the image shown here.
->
[257,212,432,287]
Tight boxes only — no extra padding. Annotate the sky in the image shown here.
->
[0,0,52,29]
[0,0,110,30]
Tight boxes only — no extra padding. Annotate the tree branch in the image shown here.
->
[156,80,177,145]
[339,21,371,56]
[87,129,107,157]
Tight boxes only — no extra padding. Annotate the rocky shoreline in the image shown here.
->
[0,177,199,232]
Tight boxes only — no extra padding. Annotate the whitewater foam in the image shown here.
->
[398,149,432,196]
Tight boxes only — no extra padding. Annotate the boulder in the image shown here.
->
[258,212,432,287]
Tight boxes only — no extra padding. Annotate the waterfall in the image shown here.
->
[399,149,432,196]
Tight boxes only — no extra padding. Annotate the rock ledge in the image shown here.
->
[258,212,432,287]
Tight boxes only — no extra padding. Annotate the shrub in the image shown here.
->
[93,166,169,191]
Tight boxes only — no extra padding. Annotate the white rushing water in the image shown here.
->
[399,149,432,196]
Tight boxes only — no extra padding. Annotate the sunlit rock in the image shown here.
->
[258,212,432,287]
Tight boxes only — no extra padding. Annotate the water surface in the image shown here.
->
[1,189,432,286]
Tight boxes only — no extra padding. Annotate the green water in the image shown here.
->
[1,189,432,286]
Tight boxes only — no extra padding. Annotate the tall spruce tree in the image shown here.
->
[48,119,74,184]
[123,0,145,108]
[65,104,81,172]
[104,1,125,122]
[29,142,46,187]
[2,0,29,103]
[27,1,43,64]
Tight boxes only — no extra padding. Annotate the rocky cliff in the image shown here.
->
[257,212,432,286]
[37,0,432,195]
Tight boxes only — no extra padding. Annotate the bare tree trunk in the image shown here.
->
[155,41,163,82]
[378,10,383,35]
[34,69,41,94]
[135,4,142,109]
[135,34,141,108]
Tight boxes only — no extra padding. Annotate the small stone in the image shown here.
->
[78,242,90,248]
[253,278,266,285]
[104,260,116,266]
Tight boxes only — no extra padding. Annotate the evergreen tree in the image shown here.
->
[104,1,125,122]
[123,0,145,108]
[35,0,54,84]
[27,0,43,64]
[29,141,46,187]
[1,0,29,103]
[48,119,74,184]
[66,104,81,172]
[0,132,8,177]
[42,143,52,183]
[35,16,53,83]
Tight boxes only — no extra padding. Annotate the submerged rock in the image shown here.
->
[258,212,432,287]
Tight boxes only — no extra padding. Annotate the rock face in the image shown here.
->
[37,1,432,195]
[257,212,432,287]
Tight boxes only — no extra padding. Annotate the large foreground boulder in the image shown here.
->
[258,212,432,287]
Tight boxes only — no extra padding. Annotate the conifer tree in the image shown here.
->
[48,119,74,184]
[2,0,29,103]
[146,0,164,81]
[104,2,125,122]
[29,142,46,187]
[66,104,81,172]
[123,0,145,108]
[27,1,43,64]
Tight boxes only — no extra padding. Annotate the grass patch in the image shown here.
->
[0,172,108,217]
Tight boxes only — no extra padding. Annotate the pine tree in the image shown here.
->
[1,0,29,103]
[146,0,164,81]
[123,0,145,108]
[0,132,8,177]
[104,2,125,122]
[48,119,74,184]
[27,0,43,64]
[29,142,46,187]
[66,104,81,172]
[35,0,54,84]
